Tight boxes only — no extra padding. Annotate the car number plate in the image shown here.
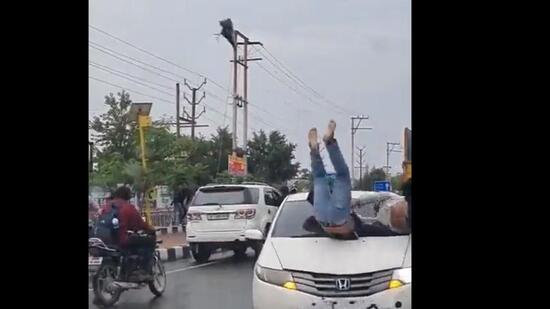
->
[89,256,103,266]
[207,213,229,220]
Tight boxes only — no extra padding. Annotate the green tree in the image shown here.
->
[247,130,269,179]
[89,91,208,193]
[209,126,233,176]
[92,153,132,190]
[89,91,303,194]
[297,168,311,179]
[90,91,136,161]
[354,166,387,190]
[391,173,403,193]
[247,130,300,184]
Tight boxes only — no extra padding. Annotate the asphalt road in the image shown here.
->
[89,249,256,309]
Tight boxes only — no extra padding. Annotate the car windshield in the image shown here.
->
[271,200,407,238]
[192,187,259,206]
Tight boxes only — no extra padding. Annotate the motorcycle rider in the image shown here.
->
[107,186,156,281]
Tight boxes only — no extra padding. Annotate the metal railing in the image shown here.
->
[144,208,175,227]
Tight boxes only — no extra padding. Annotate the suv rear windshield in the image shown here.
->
[271,201,407,238]
[192,187,260,206]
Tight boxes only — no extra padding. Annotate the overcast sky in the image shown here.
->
[89,0,411,178]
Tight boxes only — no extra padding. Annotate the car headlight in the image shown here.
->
[255,265,296,290]
[389,267,411,289]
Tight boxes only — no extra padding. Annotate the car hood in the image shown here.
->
[268,235,411,274]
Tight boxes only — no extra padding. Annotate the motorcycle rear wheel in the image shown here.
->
[92,262,121,307]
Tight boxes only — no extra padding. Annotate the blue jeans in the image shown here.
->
[310,140,351,226]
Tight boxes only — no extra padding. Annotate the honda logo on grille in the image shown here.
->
[335,278,351,291]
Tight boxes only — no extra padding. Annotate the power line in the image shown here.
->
[247,102,288,124]
[89,76,174,105]
[254,46,307,86]
[89,45,180,83]
[89,38,296,138]
[88,79,246,140]
[202,88,284,131]
[90,41,232,103]
[254,61,347,116]
[89,41,192,83]
[89,62,175,97]
[89,26,300,146]
[89,61,175,91]
[89,57,233,127]
[89,24,231,93]
[257,46,355,116]
[201,77,289,132]
[256,47,311,92]
[258,46,325,99]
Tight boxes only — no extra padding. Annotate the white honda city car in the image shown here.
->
[252,191,411,309]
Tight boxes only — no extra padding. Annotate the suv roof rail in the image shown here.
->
[241,182,269,186]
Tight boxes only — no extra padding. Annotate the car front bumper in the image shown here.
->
[253,275,410,309]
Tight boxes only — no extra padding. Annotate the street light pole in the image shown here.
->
[130,103,153,224]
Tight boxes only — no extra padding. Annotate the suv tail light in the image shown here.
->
[235,208,256,219]
[187,212,202,221]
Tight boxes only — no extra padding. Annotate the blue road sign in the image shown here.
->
[374,181,391,192]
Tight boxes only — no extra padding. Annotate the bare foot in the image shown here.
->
[323,120,336,143]
[308,128,319,151]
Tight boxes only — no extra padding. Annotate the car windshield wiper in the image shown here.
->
[199,203,222,206]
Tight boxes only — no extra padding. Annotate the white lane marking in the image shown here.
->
[88,260,222,292]
[165,260,220,274]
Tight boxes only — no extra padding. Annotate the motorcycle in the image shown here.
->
[88,230,167,307]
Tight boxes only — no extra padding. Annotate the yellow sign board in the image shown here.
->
[138,115,152,127]
[228,154,247,176]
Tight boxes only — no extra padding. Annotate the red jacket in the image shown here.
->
[103,198,153,247]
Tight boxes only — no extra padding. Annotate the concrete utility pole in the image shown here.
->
[356,146,366,188]
[182,78,208,141]
[220,19,263,151]
[176,83,181,138]
[386,142,401,180]
[232,31,262,150]
[350,115,372,180]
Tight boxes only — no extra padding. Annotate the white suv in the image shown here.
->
[186,183,283,263]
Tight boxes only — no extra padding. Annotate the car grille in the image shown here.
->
[289,269,394,297]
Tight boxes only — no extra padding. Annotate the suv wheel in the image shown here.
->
[232,246,247,259]
[191,244,212,263]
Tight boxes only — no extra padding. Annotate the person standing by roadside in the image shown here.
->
[180,184,195,228]
[171,185,184,226]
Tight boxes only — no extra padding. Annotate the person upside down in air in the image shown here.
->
[307,120,357,239]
